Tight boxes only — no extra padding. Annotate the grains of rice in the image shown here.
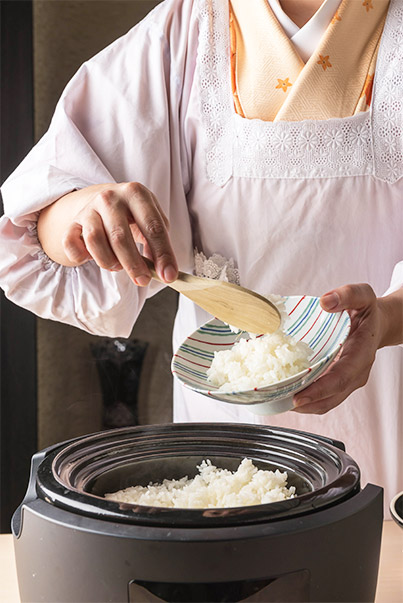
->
[207,295,311,392]
[104,458,296,508]
[206,331,311,392]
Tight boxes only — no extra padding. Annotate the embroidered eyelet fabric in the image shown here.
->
[197,0,403,185]
[194,250,240,284]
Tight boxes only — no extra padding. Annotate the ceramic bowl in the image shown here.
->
[390,491,403,527]
[172,295,351,415]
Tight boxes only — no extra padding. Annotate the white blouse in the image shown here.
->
[0,0,402,514]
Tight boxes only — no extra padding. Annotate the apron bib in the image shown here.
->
[197,0,403,185]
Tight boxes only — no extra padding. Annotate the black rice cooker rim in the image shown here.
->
[35,423,360,528]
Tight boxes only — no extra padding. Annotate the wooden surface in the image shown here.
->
[377,520,403,602]
[1,520,401,602]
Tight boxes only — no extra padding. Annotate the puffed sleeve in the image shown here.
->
[0,0,195,337]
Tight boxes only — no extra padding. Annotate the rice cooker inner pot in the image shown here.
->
[36,424,360,528]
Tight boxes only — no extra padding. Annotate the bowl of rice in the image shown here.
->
[172,295,351,415]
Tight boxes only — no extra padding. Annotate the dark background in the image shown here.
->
[1,0,37,533]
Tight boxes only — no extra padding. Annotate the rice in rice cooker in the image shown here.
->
[105,459,296,508]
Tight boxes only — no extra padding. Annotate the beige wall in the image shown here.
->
[33,0,177,448]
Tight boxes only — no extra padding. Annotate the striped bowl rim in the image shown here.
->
[171,295,351,400]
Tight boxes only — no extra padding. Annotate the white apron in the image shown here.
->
[173,0,403,515]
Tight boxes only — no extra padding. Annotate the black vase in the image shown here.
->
[91,338,148,429]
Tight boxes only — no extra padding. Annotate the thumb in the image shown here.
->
[320,284,376,313]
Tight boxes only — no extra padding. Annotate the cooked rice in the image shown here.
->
[104,458,296,508]
[207,294,311,392]
[206,330,311,392]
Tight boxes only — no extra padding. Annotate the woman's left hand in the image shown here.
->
[292,283,400,414]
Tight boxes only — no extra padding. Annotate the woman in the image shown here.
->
[0,0,402,512]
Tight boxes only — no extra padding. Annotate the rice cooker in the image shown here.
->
[12,423,383,602]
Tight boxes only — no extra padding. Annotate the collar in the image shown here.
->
[267,0,342,61]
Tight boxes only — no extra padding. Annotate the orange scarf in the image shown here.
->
[230,0,389,121]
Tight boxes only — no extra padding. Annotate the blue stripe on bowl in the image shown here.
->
[171,296,351,406]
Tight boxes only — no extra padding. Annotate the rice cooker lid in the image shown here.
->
[35,424,360,528]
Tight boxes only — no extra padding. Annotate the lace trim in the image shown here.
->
[197,0,233,186]
[194,249,240,284]
[233,112,373,180]
[372,2,403,182]
[193,250,289,332]
[197,0,403,184]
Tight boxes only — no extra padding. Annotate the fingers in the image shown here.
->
[292,397,341,415]
[125,183,177,282]
[293,329,374,414]
[292,366,350,415]
[63,208,126,273]
[81,211,123,272]
[320,283,376,313]
[292,365,366,415]
[62,182,178,285]
[62,223,93,265]
[295,283,380,414]
[97,187,154,285]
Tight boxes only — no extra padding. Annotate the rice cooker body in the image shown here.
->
[12,424,383,603]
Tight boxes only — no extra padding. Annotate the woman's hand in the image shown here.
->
[37,182,178,285]
[292,283,403,414]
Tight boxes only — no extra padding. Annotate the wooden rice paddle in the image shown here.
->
[143,258,281,334]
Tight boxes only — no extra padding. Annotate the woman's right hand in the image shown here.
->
[37,182,178,285]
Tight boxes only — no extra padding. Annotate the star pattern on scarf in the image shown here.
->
[317,55,332,71]
[275,78,292,92]
[331,10,341,24]
[362,0,374,12]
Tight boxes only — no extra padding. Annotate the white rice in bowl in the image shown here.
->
[104,459,296,509]
[207,331,312,393]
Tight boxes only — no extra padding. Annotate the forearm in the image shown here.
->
[37,184,112,266]
[378,288,403,348]
[37,181,177,284]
